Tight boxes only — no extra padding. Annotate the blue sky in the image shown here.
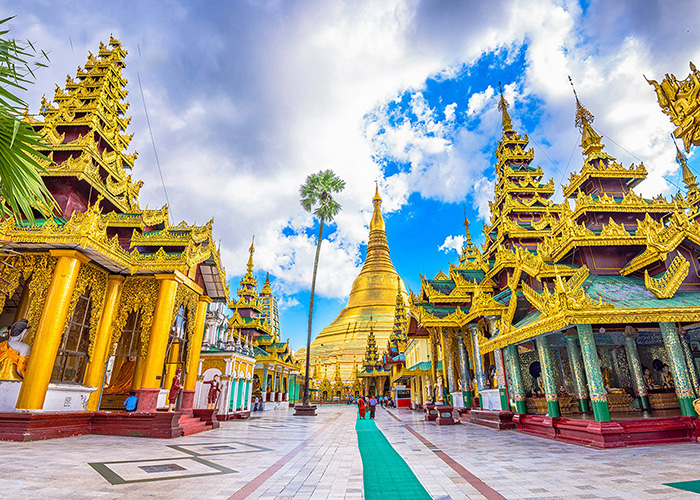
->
[5,0,700,350]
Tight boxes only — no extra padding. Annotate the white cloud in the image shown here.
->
[438,235,464,255]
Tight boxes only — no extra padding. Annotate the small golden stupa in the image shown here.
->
[309,184,407,381]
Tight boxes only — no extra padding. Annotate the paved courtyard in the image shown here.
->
[1,405,700,499]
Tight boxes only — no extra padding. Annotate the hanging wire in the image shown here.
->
[592,125,686,193]
[136,44,173,223]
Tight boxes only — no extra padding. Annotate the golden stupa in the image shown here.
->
[309,184,407,381]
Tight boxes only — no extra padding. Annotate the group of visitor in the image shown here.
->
[353,394,395,419]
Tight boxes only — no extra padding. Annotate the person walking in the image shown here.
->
[369,395,377,419]
[358,397,366,419]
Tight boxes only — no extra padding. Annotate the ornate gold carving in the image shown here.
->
[110,276,159,356]
[65,262,108,357]
[645,254,690,299]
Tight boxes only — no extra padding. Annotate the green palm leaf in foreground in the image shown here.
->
[0,16,57,224]
[298,169,345,407]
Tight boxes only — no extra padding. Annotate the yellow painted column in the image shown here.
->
[85,275,125,411]
[181,295,211,410]
[16,250,90,410]
[439,326,449,401]
[131,356,146,390]
[137,275,179,412]
[13,281,31,323]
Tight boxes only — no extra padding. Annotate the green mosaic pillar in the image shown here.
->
[680,335,700,398]
[228,376,241,411]
[659,322,696,416]
[261,366,269,405]
[470,325,487,408]
[236,378,244,410]
[622,329,650,410]
[457,334,474,406]
[494,348,510,411]
[535,335,560,417]
[504,344,527,414]
[271,369,278,401]
[244,380,251,410]
[577,324,610,421]
[563,331,590,413]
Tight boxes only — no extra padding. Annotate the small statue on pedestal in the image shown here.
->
[168,367,182,412]
[434,375,444,402]
[204,374,221,409]
[0,319,31,381]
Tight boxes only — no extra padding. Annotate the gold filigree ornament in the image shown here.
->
[644,254,690,299]
[110,276,159,356]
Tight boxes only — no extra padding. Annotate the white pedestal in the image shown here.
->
[480,389,502,411]
[450,391,464,408]
[0,381,97,412]
[156,389,170,409]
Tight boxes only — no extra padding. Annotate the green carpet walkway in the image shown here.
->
[355,412,431,500]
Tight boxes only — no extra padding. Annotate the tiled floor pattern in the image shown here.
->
[0,405,699,499]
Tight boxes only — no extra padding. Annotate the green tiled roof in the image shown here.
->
[426,279,456,294]
[583,275,700,309]
[454,269,485,282]
[419,304,457,318]
[407,360,442,371]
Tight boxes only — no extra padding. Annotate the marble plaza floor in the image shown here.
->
[1,405,700,499]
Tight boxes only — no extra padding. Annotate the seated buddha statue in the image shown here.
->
[0,320,31,381]
[601,364,624,394]
[643,367,659,390]
[660,364,674,389]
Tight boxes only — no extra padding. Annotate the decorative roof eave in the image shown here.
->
[570,191,677,220]
[480,304,700,354]
[562,162,647,198]
[540,225,645,262]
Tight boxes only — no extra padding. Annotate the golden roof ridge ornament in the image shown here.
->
[497,82,513,132]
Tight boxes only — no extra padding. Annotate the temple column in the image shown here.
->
[536,335,560,417]
[680,333,700,397]
[457,333,474,405]
[563,330,590,413]
[659,322,696,416]
[16,250,90,410]
[622,327,650,410]
[438,327,450,401]
[85,275,125,411]
[445,330,456,394]
[272,368,278,401]
[494,348,509,411]
[13,278,31,323]
[577,324,610,421]
[429,328,439,401]
[181,296,211,410]
[503,344,526,414]
[262,366,269,405]
[136,275,179,412]
[131,355,146,390]
[470,325,487,407]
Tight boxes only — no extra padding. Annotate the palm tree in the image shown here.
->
[298,169,345,408]
[0,17,56,223]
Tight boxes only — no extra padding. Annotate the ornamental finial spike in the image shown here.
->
[568,75,594,130]
[497,82,513,131]
[463,204,472,245]
[246,235,255,274]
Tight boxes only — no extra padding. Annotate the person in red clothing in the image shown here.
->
[358,397,366,419]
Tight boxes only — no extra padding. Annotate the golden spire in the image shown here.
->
[497,82,513,132]
[261,272,272,295]
[463,204,473,246]
[370,181,384,232]
[246,236,255,274]
[569,76,603,154]
[675,136,698,193]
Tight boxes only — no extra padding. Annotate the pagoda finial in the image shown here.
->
[247,236,255,274]
[463,204,472,245]
[674,134,698,193]
[370,182,385,232]
[497,82,513,131]
[568,75,595,130]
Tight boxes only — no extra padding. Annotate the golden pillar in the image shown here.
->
[16,250,90,410]
[137,275,179,412]
[181,295,211,410]
[439,327,449,396]
[131,356,146,390]
[85,275,125,411]
[429,328,439,401]
[13,280,31,323]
